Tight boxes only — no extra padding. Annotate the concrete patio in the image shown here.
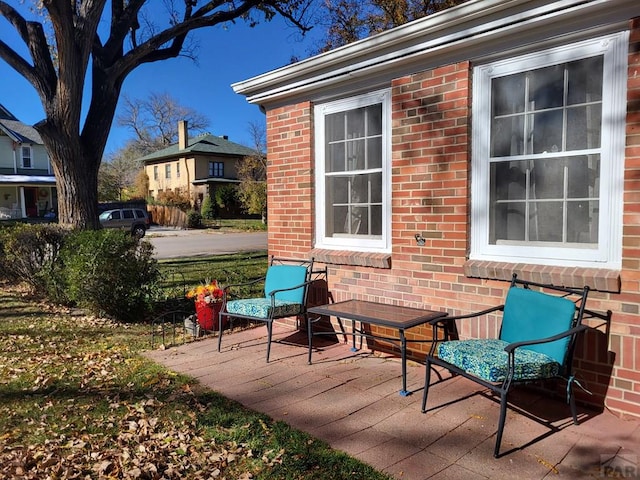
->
[145,324,640,480]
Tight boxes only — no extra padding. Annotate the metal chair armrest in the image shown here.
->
[503,324,589,353]
[428,305,504,325]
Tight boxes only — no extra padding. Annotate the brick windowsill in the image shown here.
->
[309,249,392,269]
[463,260,621,293]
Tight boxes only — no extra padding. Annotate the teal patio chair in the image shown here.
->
[217,257,314,362]
[422,274,590,457]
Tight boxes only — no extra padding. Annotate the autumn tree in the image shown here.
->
[98,143,145,201]
[316,0,469,52]
[237,121,267,222]
[0,1,311,229]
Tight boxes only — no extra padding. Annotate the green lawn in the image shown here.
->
[0,254,392,480]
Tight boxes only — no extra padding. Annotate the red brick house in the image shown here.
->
[233,0,640,419]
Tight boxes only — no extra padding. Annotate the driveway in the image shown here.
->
[146,227,267,258]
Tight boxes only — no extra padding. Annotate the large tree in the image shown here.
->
[316,0,469,52]
[0,1,311,229]
[117,91,210,156]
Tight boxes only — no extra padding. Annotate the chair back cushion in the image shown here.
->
[264,264,308,303]
[500,287,576,364]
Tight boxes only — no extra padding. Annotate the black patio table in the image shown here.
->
[307,299,447,396]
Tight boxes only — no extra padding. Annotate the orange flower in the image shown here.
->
[186,280,224,304]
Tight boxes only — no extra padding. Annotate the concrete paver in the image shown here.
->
[144,324,640,480]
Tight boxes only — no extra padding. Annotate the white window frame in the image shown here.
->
[21,146,32,168]
[165,164,171,179]
[471,32,628,269]
[314,89,392,252]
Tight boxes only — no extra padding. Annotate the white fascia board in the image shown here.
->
[0,175,56,184]
[233,0,638,105]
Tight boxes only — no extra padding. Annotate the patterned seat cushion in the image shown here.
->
[437,339,560,383]
[225,298,303,319]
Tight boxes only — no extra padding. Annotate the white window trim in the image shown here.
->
[470,32,628,269]
[21,145,32,169]
[314,89,392,253]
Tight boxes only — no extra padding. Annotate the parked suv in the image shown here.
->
[99,208,150,237]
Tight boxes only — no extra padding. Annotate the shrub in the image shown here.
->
[200,195,215,220]
[156,190,191,210]
[0,223,68,294]
[58,230,159,321]
[187,210,202,229]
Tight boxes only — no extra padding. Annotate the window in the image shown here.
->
[123,209,135,219]
[176,162,180,178]
[314,90,391,252]
[165,164,171,179]
[471,33,627,268]
[21,146,32,168]
[209,161,224,177]
[153,166,158,180]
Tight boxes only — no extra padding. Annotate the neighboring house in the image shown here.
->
[0,104,56,219]
[233,0,640,419]
[141,121,257,209]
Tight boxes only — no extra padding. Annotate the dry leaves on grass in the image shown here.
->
[0,289,262,479]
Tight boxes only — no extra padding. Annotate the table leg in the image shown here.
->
[399,329,410,396]
[350,318,358,352]
[307,315,314,364]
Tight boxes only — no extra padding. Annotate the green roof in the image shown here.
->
[139,133,257,163]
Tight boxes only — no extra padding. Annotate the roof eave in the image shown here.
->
[232,0,638,106]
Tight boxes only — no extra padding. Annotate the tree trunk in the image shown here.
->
[38,124,101,230]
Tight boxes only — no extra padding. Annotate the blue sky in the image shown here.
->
[0,13,318,156]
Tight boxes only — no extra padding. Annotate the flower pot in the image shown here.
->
[195,301,224,331]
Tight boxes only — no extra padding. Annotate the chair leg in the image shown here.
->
[568,381,579,425]
[421,358,433,413]
[494,391,508,458]
[217,311,224,352]
[265,321,273,363]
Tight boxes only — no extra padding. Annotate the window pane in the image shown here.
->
[531,110,563,154]
[491,116,524,157]
[492,74,526,115]
[370,205,382,235]
[567,105,601,150]
[370,173,382,203]
[328,205,347,235]
[493,202,525,242]
[490,161,527,201]
[346,108,365,138]
[328,143,345,172]
[346,139,365,171]
[529,202,563,242]
[530,65,564,109]
[326,112,346,141]
[567,155,599,198]
[567,200,598,243]
[366,104,382,135]
[330,177,349,204]
[568,56,603,105]
[531,158,564,199]
[367,137,382,169]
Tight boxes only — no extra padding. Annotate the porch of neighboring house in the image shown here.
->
[0,182,56,219]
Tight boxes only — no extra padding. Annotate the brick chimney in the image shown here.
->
[178,120,188,150]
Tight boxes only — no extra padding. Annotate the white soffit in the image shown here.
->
[232,0,638,105]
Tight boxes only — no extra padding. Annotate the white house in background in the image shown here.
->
[0,104,56,219]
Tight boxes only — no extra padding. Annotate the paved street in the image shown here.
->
[146,227,267,258]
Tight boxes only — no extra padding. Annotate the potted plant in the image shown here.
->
[186,280,224,331]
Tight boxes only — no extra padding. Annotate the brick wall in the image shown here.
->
[264,21,640,419]
[265,103,314,258]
